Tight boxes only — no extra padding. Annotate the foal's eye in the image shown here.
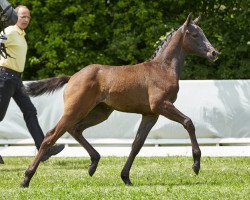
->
[192,33,198,38]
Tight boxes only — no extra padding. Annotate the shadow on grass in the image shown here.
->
[133,180,218,187]
[0,168,25,172]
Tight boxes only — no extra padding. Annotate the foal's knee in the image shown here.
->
[193,148,201,159]
[131,140,144,156]
[183,118,195,133]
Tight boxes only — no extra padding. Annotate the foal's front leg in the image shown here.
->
[121,115,158,185]
[154,101,201,175]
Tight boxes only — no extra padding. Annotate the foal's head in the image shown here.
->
[181,13,218,62]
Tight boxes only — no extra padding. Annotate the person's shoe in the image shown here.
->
[0,155,4,164]
[40,144,65,162]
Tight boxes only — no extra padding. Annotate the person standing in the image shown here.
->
[0,5,64,164]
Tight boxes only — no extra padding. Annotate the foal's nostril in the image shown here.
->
[212,51,217,57]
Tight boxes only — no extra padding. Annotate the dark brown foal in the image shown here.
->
[21,13,218,187]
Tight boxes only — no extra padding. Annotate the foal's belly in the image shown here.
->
[102,90,153,114]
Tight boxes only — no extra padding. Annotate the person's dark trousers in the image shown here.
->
[0,67,44,150]
[0,155,4,163]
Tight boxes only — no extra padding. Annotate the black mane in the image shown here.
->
[149,28,177,60]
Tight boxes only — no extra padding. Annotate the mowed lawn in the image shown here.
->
[0,156,249,199]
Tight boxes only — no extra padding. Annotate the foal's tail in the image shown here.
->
[26,76,71,97]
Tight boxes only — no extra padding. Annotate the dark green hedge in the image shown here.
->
[10,0,249,80]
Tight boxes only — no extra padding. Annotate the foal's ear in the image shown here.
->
[194,15,201,25]
[182,13,192,33]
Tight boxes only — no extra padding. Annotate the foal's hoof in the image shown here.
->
[88,163,98,177]
[125,181,133,186]
[192,162,200,175]
[88,156,100,177]
[20,181,29,188]
[88,160,100,177]
[121,175,133,186]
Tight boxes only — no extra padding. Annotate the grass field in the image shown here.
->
[0,156,249,199]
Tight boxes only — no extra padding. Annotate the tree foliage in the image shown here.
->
[10,0,249,80]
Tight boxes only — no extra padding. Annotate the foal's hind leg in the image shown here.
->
[153,101,201,175]
[21,116,71,188]
[69,131,100,176]
[121,115,159,185]
[68,103,113,176]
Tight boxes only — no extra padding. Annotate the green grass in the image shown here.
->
[0,156,249,199]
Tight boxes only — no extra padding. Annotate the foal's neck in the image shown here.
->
[154,29,185,80]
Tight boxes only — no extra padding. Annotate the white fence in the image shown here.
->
[1,80,250,157]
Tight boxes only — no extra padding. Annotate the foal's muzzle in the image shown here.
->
[207,49,219,62]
